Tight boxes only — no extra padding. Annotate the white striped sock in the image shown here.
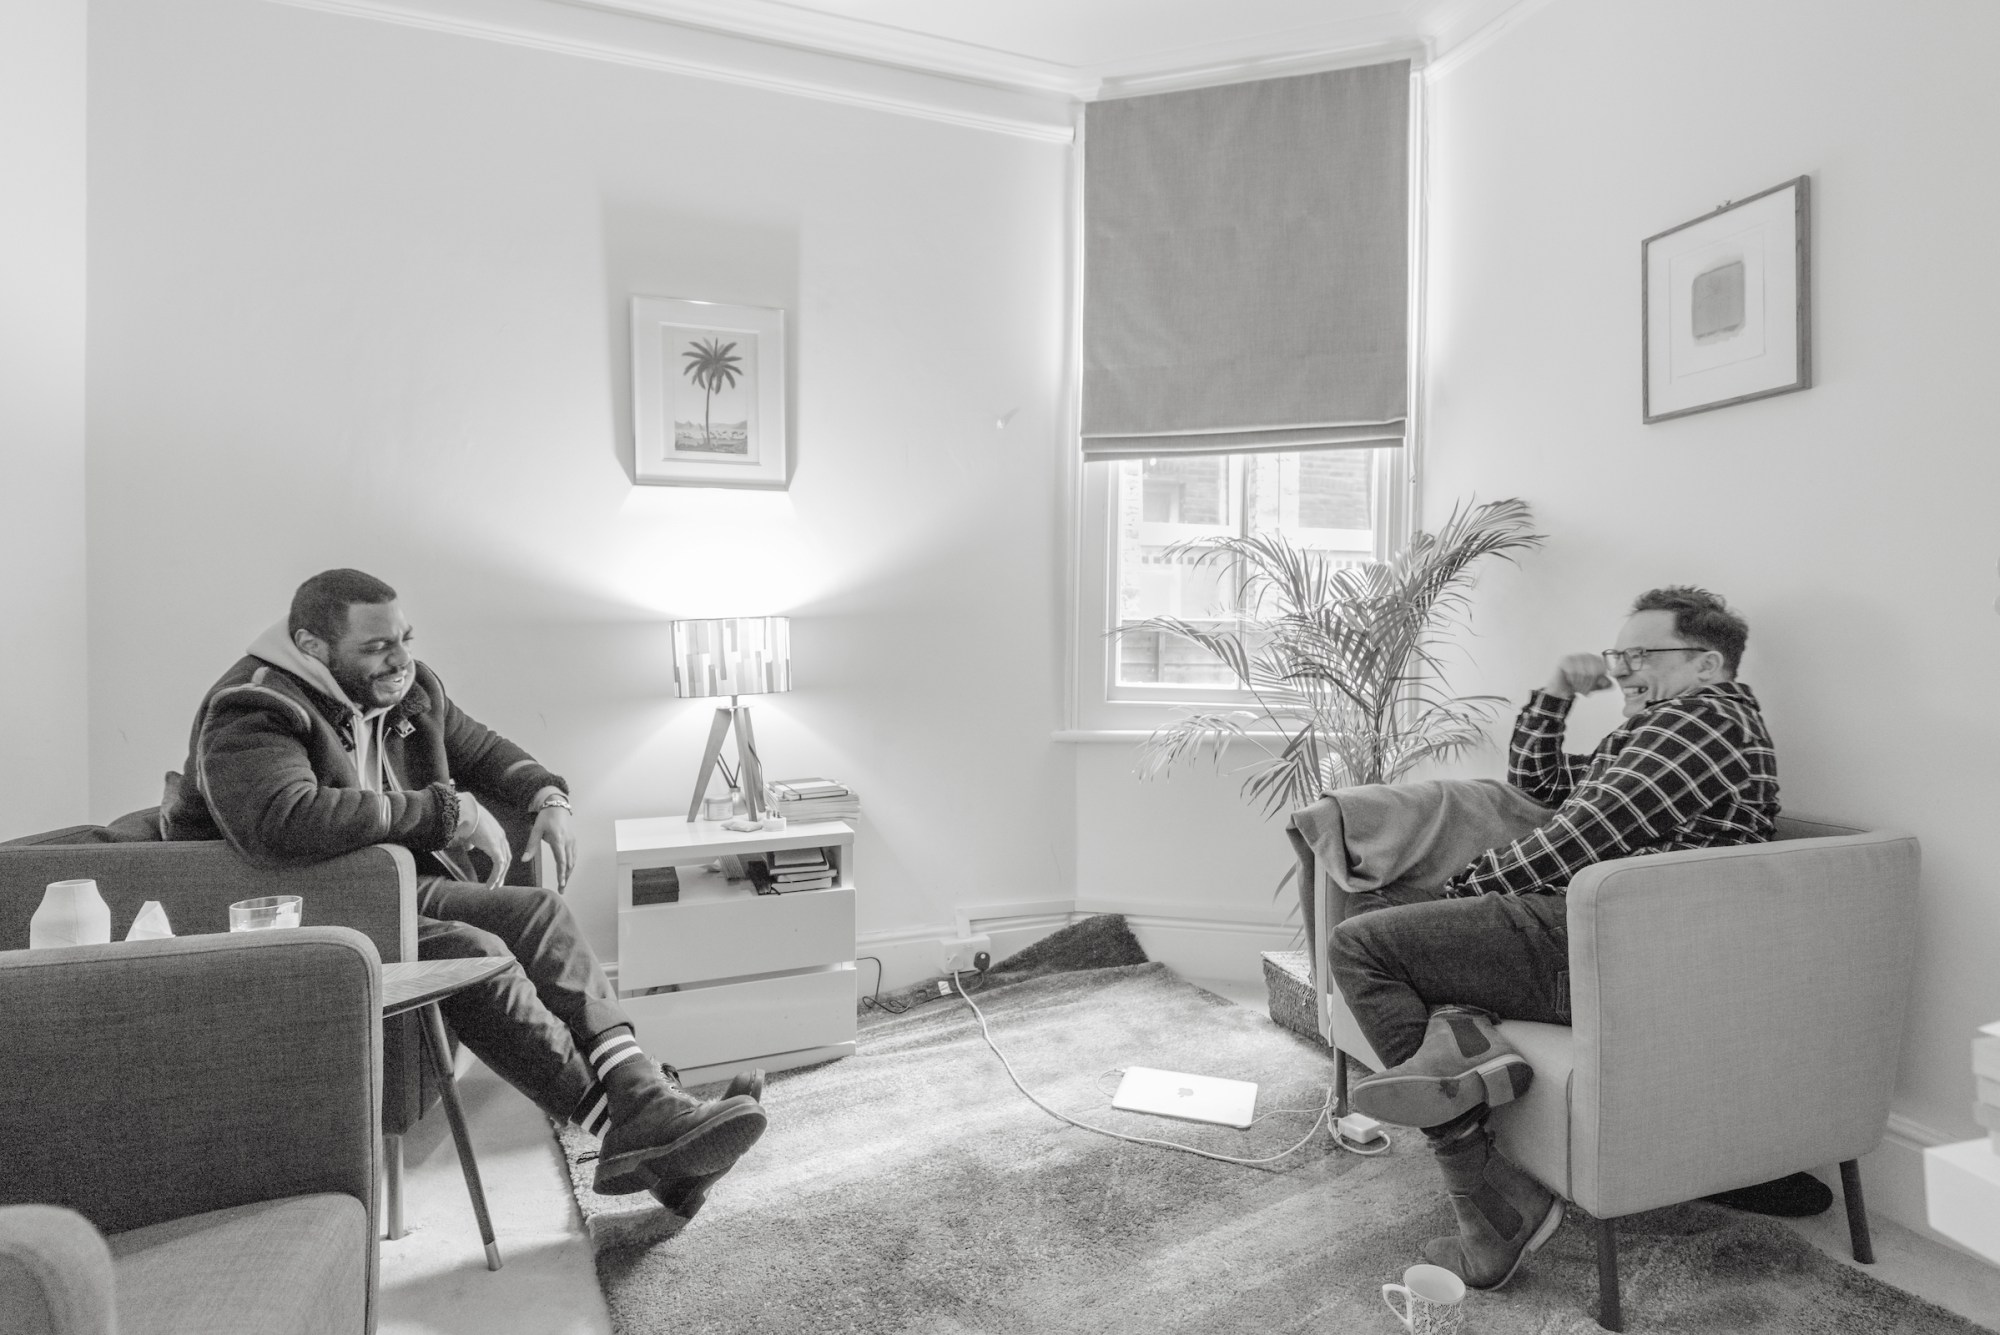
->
[588,1030,646,1082]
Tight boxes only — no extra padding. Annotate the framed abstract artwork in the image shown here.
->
[631,296,788,488]
[1642,176,1811,423]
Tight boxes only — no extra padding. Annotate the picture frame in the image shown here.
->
[631,296,788,488]
[1642,175,1811,423]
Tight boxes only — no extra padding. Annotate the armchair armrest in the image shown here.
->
[0,929,382,1237]
[0,1205,115,1335]
[1306,851,1390,1071]
[0,843,417,964]
[1565,831,1921,1216]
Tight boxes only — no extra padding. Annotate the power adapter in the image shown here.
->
[1335,1111,1387,1148]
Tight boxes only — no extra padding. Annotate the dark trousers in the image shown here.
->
[1329,890,1571,1070]
[416,877,631,1122]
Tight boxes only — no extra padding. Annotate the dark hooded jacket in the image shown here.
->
[164,623,565,870]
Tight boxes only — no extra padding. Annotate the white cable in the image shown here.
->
[950,973,1388,1165]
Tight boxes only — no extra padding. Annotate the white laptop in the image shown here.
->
[1111,1066,1259,1129]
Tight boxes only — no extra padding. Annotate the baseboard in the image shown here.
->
[857,904,1080,995]
[852,898,1298,995]
[852,923,957,997]
[1075,896,1301,986]
[1857,1110,1997,1262]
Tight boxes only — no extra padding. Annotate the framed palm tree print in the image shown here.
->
[631,296,788,488]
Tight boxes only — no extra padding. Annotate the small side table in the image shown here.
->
[614,818,857,1085]
[381,956,514,1271]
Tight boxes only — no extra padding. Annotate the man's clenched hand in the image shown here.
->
[1545,652,1612,699]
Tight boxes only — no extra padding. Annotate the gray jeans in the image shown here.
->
[417,877,631,1122]
[1328,890,1570,1070]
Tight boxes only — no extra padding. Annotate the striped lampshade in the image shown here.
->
[670,617,791,699]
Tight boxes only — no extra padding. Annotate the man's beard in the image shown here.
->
[330,659,412,710]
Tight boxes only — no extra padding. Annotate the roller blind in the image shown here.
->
[1081,62,1410,460]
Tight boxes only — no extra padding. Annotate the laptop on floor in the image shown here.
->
[1111,1066,1259,1129]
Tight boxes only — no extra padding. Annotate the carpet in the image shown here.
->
[557,919,1986,1335]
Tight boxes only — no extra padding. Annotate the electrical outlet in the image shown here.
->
[940,933,992,973]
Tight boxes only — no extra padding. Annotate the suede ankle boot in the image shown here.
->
[1421,1119,1564,1289]
[1350,1006,1533,1128]
[593,1059,768,1196]
[649,1069,767,1220]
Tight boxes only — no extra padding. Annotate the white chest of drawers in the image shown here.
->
[614,817,856,1086]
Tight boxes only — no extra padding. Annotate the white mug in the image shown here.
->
[1382,1263,1466,1333]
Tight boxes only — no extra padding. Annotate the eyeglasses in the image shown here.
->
[1600,646,1709,673]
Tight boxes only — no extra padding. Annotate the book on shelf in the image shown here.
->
[769,777,851,800]
[767,777,861,821]
[745,856,838,895]
[769,847,830,871]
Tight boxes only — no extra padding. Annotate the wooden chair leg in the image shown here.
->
[1839,1160,1875,1264]
[1334,1048,1350,1118]
[419,1002,502,1271]
[384,1134,405,1240]
[1595,1215,1624,1332]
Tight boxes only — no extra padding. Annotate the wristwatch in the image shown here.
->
[533,791,573,814]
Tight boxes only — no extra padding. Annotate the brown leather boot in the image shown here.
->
[649,1069,767,1219]
[593,1060,767,1196]
[1421,1118,1564,1289]
[1351,1006,1533,1128]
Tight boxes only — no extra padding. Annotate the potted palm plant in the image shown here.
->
[1124,497,1543,817]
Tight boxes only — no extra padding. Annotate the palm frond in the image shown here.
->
[1136,497,1543,809]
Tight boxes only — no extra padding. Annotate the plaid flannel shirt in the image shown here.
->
[1443,680,1779,898]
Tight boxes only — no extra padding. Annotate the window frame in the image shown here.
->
[1064,444,1415,735]
[1058,64,1427,738]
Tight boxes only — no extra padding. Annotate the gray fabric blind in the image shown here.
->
[1082,62,1410,460]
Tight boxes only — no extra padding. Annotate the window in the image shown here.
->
[1068,442,1411,731]
[1114,450,1384,688]
[1065,59,1420,733]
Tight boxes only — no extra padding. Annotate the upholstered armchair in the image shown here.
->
[0,826,432,1236]
[1304,815,1922,1331]
[0,928,381,1334]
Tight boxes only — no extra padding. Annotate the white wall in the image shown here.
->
[1072,742,1305,977]
[84,0,1074,957]
[1421,0,2000,1216]
[0,0,90,832]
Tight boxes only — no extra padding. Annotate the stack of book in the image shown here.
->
[747,846,837,895]
[766,777,861,823]
[1976,1020,2000,1154]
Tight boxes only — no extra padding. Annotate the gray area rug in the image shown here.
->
[556,921,1984,1335]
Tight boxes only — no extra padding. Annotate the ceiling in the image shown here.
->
[571,0,1533,97]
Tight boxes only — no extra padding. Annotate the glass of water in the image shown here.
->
[228,895,303,932]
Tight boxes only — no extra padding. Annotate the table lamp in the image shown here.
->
[671,616,791,822]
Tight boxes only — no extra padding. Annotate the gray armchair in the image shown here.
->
[1305,816,1922,1330]
[0,828,433,1235]
[0,927,382,1334]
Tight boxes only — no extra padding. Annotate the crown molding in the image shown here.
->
[260,0,1542,140]
[1422,0,1559,80]
[564,0,1086,94]
[1092,37,1426,101]
[262,0,1077,141]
